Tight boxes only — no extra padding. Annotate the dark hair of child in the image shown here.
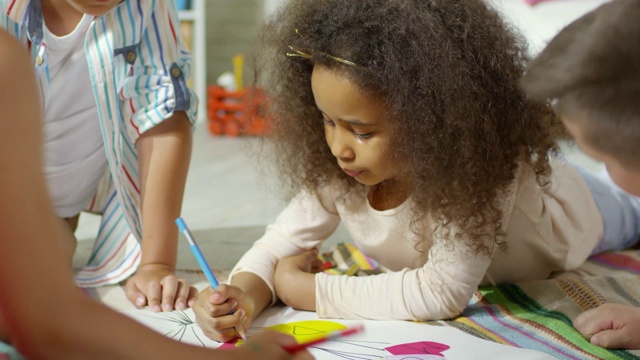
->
[522,0,640,171]
[255,0,563,254]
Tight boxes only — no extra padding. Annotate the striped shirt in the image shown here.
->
[1,0,198,286]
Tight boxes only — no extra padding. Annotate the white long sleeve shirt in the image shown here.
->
[230,159,602,321]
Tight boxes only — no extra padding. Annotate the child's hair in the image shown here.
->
[256,0,561,254]
[521,0,640,171]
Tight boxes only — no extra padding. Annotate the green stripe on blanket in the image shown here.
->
[427,278,640,359]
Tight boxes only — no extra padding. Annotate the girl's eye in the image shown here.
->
[354,131,372,140]
[322,118,335,126]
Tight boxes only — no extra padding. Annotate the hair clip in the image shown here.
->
[286,45,313,60]
[286,29,357,67]
[286,45,357,67]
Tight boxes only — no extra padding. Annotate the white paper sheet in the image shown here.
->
[123,306,556,359]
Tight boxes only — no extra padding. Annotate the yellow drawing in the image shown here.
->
[237,320,347,347]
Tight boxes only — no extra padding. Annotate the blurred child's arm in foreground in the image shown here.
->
[0,28,311,360]
[574,303,640,349]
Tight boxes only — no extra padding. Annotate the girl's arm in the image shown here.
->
[314,236,492,321]
[194,188,341,341]
[0,28,309,360]
[230,188,341,305]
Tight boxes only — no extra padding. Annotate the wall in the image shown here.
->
[205,0,288,86]
[205,0,264,86]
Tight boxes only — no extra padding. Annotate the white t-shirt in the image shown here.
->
[42,14,108,218]
[230,159,603,321]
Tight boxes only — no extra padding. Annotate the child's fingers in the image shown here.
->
[124,281,146,308]
[591,328,633,349]
[186,285,198,307]
[144,281,163,312]
[208,284,231,304]
[172,279,192,310]
[197,312,242,342]
[159,275,179,311]
[302,250,323,273]
[574,305,616,338]
[201,326,237,343]
[234,308,249,339]
[310,256,324,273]
[211,299,239,317]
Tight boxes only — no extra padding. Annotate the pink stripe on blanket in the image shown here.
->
[590,252,640,273]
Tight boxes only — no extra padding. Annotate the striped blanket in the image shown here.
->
[323,243,640,359]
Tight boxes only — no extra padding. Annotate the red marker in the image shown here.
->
[283,324,365,354]
[322,260,336,270]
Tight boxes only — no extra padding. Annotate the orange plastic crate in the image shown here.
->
[207,85,268,137]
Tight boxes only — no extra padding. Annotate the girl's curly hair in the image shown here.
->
[254,0,563,254]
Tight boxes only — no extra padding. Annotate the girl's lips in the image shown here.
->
[343,169,363,177]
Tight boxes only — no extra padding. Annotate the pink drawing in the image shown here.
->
[218,340,239,350]
[385,341,450,357]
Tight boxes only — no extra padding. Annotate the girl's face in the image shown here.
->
[562,115,640,197]
[66,0,120,16]
[311,65,403,188]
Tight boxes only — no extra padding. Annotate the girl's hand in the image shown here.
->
[235,331,314,360]
[274,249,322,311]
[574,303,640,349]
[124,263,197,312]
[194,284,254,342]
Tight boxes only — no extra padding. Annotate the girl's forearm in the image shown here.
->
[231,272,275,319]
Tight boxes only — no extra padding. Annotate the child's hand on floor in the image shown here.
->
[274,249,322,311]
[574,303,640,349]
[194,284,254,342]
[124,263,197,312]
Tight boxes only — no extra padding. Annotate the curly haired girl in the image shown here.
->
[194,0,640,342]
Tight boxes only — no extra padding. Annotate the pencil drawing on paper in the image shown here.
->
[129,310,215,348]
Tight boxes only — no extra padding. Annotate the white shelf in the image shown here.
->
[178,10,197,21]
[179,0,206,123]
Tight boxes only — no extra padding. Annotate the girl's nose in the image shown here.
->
[329,129,355,161]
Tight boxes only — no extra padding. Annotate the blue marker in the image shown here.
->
[176,217,219,288]
[175,217,246,340]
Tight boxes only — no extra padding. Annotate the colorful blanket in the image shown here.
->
[323,243,640,359]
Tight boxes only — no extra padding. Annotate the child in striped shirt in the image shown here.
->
[1,0,197,311]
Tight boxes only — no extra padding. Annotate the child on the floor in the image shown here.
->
[1,0,197,311]
[0,27,311,360]
[522,0,640,350]
[193,0,640,342]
